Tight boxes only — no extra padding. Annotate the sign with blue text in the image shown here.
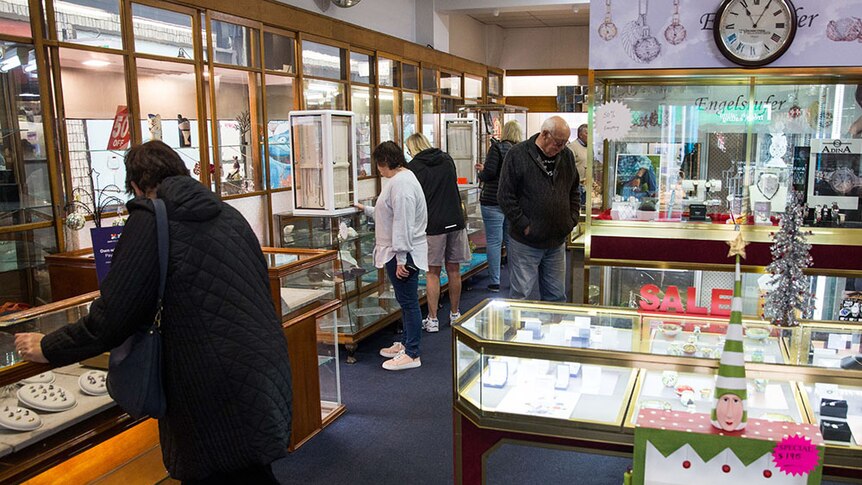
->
[590,0,862,70]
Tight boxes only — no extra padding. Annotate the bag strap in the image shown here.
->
[152,198,169,315]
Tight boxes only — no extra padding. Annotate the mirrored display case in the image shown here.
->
[453,299,862,470]
[289,110,357,216]
[445,118,478,186]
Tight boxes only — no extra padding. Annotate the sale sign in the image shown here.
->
[107,105,131,151]
[639,284,733,317]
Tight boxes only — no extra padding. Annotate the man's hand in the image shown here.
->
[15,333,48,363]
[354,203,365,211]
[475,162,484,172]
[396,264,410,279]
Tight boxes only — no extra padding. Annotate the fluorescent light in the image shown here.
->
[24,62,37,73]
[82,59,110,67]
[1,56,21,71]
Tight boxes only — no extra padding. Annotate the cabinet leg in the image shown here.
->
[345,344,357,364]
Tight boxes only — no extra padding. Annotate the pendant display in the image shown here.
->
[598,0,618,41]
[788,88,802,119]
[755,173,780,201]
[623,0,661,64]
[663,0,686,45]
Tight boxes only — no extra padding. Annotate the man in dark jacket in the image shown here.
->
[406,133,471,332]
[497,116,579,302]
[15,141,292,483]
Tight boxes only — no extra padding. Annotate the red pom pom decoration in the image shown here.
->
[682,460,691,469]
[763,470,772,478]
[722,464,731,473]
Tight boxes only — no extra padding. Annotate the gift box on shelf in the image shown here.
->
[820,398,848,419]
[820,419,852,443]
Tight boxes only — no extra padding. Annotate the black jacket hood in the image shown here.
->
[127,175,222,222]
[410,148,451,171]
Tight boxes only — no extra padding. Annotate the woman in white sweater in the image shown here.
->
[356,141,428,370]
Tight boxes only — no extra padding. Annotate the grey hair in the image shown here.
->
[577,123,588,135]
[541,116,570,135]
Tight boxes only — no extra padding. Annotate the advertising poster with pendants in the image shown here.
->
[590,0,862,70]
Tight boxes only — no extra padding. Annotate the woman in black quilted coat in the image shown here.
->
[15,141,292,484]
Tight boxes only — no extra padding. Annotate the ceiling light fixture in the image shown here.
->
[82,59,110,67]
[493,9,500,17]
[331,0,361,7]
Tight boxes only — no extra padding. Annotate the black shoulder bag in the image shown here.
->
[106,198,168,419]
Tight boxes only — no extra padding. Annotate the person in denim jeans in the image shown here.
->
[355,141,428,371]
[476,120,522,292]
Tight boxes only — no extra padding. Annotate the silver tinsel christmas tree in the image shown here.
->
[764,190,814,326]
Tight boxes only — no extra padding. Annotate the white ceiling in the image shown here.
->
[467,5,590,28]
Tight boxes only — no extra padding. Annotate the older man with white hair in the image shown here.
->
[497,116,580,302]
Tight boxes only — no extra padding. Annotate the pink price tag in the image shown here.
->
[772,435,820,477]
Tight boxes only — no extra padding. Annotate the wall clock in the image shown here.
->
[713,0,798,67]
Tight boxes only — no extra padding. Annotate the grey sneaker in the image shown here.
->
[422,317,439,333]
[450,311,461,324]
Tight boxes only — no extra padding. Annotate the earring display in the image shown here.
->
[598,0,618,41]
[78,370,108,396]
[289,110,359,216]
[17,384,77,412]
[20,372,55,385]
[0,406,42,432]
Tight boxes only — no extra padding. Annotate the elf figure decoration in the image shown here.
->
[712,231,749,432]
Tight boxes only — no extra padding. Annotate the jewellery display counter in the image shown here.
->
[453,299,862,484]
[276,202,488,363]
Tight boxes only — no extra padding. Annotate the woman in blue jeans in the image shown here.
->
[356,141,428,371]
[476,120,522,292]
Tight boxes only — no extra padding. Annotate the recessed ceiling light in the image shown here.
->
[82,59,110,67]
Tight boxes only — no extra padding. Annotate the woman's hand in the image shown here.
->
[354,203,366,211]
[475,162,484,172]
[396,264,410,279]
[15,333,48,363]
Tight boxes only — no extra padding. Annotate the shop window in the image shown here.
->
[350,85,373,177]
[301,40,344,81]
[401,63,418,91]
[464,75,482,100]
[209,19,258,68]
[212,67,263,196]
[422,67,437,94]
[135,58,201,175]
[0,227,57,307]
[440,97,458,143]
[53,0,123,49]
[59,47,128,210]
[377,88,400,145]
[302,78,345,111]
[440,72,461,98]
[402,91,418,152]
[378,57,399,88]
[131,4,194,59]
[349,51,372,84]
[265,74,295,190]
[263,32,295,74]
[0,0,32,37]
[0,42,52,227]
[422,94,437,148]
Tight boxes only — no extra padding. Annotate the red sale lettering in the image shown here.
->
[639,284,661,311]
[711,288,733,316]
[659,286,685,313]
[686,287,709,315]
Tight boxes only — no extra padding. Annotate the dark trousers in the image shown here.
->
[181,464,279,485]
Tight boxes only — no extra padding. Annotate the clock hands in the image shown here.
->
[753,0,772,28]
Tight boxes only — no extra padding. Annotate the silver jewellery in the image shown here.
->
[664,0,687,45]
[756,172,780,200]
[623,0,662,63]
[598,0,618,41]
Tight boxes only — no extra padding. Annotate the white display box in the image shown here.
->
[445,118,478,186]
[289,110,359,216]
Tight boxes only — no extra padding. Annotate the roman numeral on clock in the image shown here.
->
[736,42,745,52]
[771,33,782,43]
[776,22,785,28]
[726,24,736,29]
[741,0,748,8]
[773,9,782,16]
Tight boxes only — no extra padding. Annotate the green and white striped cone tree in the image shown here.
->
[712,232,749,432]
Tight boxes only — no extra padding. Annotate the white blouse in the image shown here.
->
[363,169,429,271]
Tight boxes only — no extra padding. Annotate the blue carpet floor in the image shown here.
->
[272,266,849,485]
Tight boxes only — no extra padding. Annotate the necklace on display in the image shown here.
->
[788,87,803,119]
[622,0,661,63]
[598,0,618,41]
[664,0,686,45]
[756,172,780,201]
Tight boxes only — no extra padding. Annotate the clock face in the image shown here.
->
[714,0,798,67]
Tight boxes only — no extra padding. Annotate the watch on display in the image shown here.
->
[713,0,798,67]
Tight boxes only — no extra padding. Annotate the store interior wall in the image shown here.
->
[497,26,589,70]
[274,0,417,44]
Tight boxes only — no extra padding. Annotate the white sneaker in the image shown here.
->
[450,311,461,324]
[382,351,421,371]
[422,317,439,333]
[380,342,405,358]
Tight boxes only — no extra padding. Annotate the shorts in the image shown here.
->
[427,229,472,266]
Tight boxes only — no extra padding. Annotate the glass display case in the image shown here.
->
[445,118,478,186]
[263,248,340,321]
[457,104,529,182]
[289,110,357,216]
[460,186,485,253]
[453,299,862,472]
